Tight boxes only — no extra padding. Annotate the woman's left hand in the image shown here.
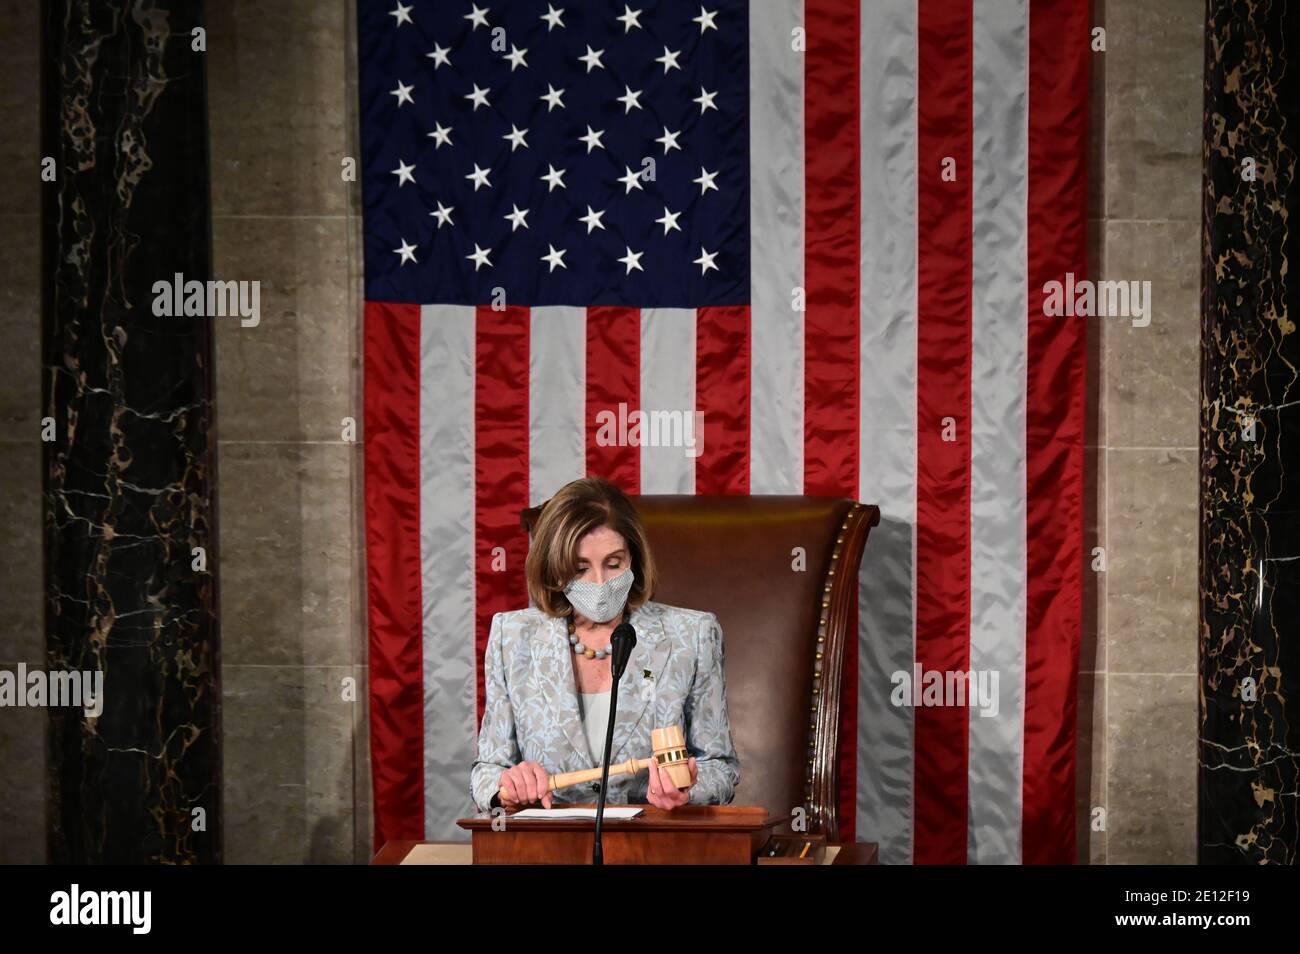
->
[646,756,697,810]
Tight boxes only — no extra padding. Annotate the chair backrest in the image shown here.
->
[522,494,879,840]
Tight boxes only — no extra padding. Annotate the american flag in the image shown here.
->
[359,0,1088,864]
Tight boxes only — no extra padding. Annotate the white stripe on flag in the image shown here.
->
[640,309,697,494]
[968,0,1029,864]
[856,0,919,866]
[419,304,477,838]
[748,0,805,495]
[529,307,587,507]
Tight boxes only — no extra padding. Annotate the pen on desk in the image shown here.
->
[799,841,810,859]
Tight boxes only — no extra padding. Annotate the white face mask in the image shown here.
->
[564,568,635,623]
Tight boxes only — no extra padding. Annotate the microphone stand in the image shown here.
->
[593,619,636,866]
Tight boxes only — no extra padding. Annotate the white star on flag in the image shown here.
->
[541,5,565,30]
[579,206,606,233]
[656,207,683,234]
[389,2,413,27]
[656,127,682,154]
[504,45,528,71]
[503,124,529,151]
[579,45,605,72]
[541,84,565,111]
[540,164,567,191]
[617,86,643,113]
[616,5,643,31]
[393,237,417,264]
[694,247,719,274]
[693,167,719,194]
[693,6,718,32]
[430,202,454,228]
[656,47,682,73]
[579,126,605,153]
[504,204,530,231]
[618,166,645,194]
[466,243,492,270]
[541,244,568,272]
[618,247,645,274]
[390,80,414,107]
[428,123,452,148]
[466,163,492,191]
[694,87,718,113]
[465,84,491,110]
[391,159,416,186]
[464,4,489,29]
[427,43,450,68]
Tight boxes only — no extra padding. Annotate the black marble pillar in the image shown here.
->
[42,0,220,863]
[1200,0,1300,864]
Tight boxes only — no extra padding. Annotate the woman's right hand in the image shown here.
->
[498,761,552,809]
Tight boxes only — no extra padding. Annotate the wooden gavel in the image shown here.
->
[516,726,692,795]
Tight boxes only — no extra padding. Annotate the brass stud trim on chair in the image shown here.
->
[803,502,862,843]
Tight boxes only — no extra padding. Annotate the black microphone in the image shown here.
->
[609,621,636,680]
[593,620,637,866]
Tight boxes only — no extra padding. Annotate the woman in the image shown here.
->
[470,476,741,812]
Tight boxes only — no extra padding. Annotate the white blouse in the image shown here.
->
[579,690,612,763]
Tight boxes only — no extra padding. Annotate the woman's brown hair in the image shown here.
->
[525,476,657,617]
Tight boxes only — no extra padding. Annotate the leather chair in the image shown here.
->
[522,495,880,842]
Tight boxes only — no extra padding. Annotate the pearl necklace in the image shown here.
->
[567,617,613,660]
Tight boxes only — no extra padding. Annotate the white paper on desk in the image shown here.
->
[510,807,644,820]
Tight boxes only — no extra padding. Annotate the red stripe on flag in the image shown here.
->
[585,307,641,492]
[695,306,750,494]
[363,301,424,849]
[804,0,860,843]
[1024,0,1088,865]
[475,306,531,726]
[914,0,974,864]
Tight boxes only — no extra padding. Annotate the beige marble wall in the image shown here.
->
[0,0,46,865]
[0,0,371,863]
[0,0,372,867]
[1077,0,1202,864]
[207,0,370,863]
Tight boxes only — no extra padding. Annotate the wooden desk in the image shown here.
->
[459,804,779,864]
[372,840,878,865]
[373,806,879,865]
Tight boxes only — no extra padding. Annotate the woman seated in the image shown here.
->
[470,476,741,812]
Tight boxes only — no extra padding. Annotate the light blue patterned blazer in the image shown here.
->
[470,600,741,812]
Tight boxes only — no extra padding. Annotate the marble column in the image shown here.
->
[42,0,220,863]
[1200,0,1300,864]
